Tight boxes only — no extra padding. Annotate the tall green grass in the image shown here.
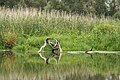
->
[0,7,120,51]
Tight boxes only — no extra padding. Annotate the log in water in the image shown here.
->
[67,51,120,54]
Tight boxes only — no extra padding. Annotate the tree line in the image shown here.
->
[0,0,120,17]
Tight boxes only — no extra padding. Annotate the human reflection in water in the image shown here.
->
[38,38,62,64]
[1,50,15,71]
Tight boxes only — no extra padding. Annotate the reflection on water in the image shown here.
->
[0,51,15,71]
[0,51,120,80]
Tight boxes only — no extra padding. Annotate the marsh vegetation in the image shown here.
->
[0,8,120,51]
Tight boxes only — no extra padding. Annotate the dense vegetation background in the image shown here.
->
[0,0,120,51]
[0,0,120,17]
[0,8,120,51]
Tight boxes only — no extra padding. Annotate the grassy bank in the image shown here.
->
[0,7,120,51]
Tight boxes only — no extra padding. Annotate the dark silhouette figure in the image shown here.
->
[85,48,93,59]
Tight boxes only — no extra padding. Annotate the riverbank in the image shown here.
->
[0,8,120,51]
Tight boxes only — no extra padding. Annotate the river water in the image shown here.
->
[0,50,120,80]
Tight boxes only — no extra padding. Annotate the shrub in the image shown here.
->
[25,36,43,49]
[3,32,17,49]
[86,23,119,50]
[92,24,117,34]
[13,44,26,51]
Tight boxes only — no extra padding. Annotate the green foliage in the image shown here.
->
[113,11,120,19]
[25,36,43,48]
[0,8,120,51]
[80,23,120,50]
[0,0,120,16]
[0,35,4,49]
[0,0,46,8]
[2,32,17,49]
[92,24,117,34]
[13,44,26,51]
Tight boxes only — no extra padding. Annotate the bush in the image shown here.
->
[92,24,117,34]
[13,44,26,51]
[25,36,43,49]
[82,23,120,50]
[3,32,17,49]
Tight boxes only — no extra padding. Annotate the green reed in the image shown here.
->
[0,7,120,51]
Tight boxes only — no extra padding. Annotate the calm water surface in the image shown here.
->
[0,50,120,80]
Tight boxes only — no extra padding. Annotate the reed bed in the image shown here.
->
[0,7,120,51]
